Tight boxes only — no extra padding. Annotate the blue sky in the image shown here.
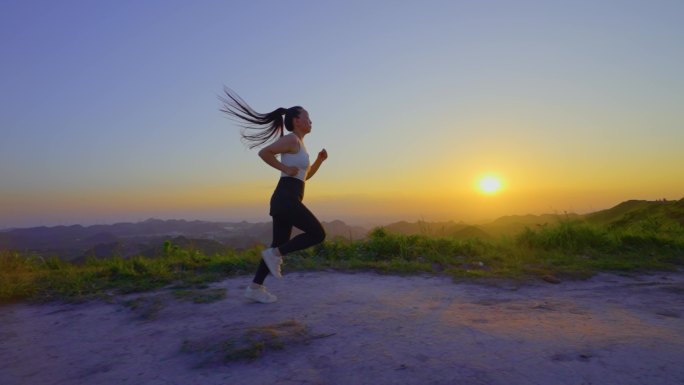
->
[1,0,683,228]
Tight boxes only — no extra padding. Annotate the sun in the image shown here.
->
[478,175,503,194]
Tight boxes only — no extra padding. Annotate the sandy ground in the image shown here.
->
[1,270,683,385]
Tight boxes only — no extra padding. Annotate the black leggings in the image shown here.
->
[253,177,326,285]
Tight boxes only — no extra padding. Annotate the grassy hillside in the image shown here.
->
[382,199,684,238]
[2,211,682,304]
[2,198,682,304]
[383,220,472,238]
[585,199,684,225]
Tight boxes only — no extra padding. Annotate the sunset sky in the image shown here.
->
[2,0,683,229]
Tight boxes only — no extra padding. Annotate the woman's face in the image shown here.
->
[294,109,312,134]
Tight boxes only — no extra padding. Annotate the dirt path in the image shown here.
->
[1,271,683,385]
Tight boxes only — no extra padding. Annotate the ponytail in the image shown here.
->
[219,86,301,149]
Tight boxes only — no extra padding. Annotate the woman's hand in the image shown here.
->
[258,135,299,175]
[283,165,299,177]
[306,148,327,180]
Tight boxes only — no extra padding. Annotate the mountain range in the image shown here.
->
[0,219,367,261]
[1,198,682,261]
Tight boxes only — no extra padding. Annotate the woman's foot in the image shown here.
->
[244,284,278,303]
[261,248,283,278]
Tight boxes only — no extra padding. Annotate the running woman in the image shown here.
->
[220,87,327,303]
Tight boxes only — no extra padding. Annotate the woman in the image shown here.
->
[220,87,327,303]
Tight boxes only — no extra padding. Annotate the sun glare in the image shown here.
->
[478,176,503,194]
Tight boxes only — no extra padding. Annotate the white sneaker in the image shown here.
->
[261,248,283,278]
[244,285,278,303]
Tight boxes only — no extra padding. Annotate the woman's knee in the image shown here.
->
[313,225,326,244]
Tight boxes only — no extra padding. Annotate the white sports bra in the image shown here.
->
[280,134,310,181]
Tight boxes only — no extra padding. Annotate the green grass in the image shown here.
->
[0,247,259,303]
[1,219,683,304]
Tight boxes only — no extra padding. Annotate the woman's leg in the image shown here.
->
[278,202,326,256]
[252,215,293,285]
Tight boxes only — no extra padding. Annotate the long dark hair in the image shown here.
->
[219,86,302,149]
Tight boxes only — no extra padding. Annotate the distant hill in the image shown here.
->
[381,215,582,238]
[0,219,367,261]
[384,220,467,236]
[584,198,684,230]
[2,198,682,260]
[382,220,491,240]
[380,198,684,238]
[482,213,581,236]
[585,199,684,224]
[452,225,492,240]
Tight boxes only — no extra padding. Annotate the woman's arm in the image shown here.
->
[258,135,299,176]
[306,149,328,180]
